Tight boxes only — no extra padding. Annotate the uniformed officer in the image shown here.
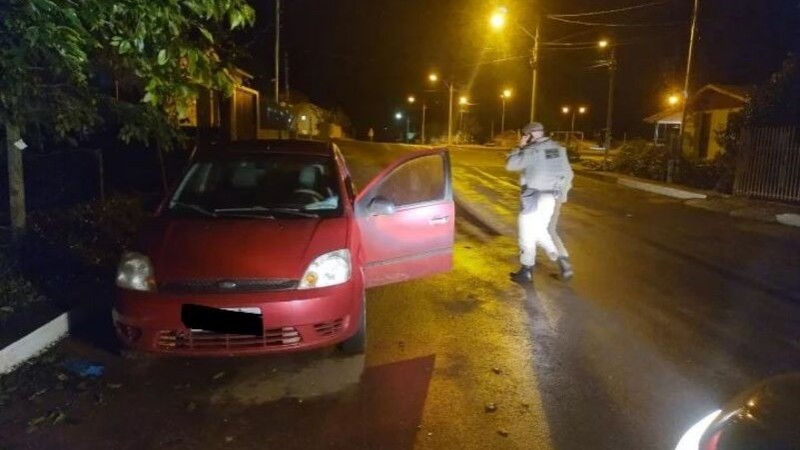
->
[506,122,574,283]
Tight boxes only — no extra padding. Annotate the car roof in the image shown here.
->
[198,140,335,158]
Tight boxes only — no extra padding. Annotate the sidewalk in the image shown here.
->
[573,164,800,228]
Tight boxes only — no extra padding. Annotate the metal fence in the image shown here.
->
[734,126,800,203]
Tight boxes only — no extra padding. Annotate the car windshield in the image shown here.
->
[168,153,342,218]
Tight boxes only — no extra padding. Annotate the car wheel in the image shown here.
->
[339,297,366,355]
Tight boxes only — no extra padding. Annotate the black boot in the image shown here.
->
[557,257,574,281]
[510,265,534,283]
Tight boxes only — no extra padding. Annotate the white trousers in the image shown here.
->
[518,193,559,267]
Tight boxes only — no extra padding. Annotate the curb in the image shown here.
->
[453,193,514,237]
[0,312,70,374]
[617,178,707,200]
[574,167,708,199]
[776,213,800,228]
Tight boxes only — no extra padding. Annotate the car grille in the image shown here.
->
[160,278,298,294]
[157,327,302,351]
[313,318,345,337]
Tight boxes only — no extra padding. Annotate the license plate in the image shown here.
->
[182,304,263,336]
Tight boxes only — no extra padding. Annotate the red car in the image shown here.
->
[113,140,454,356]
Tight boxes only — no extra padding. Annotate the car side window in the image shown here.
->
[373,154,444,207]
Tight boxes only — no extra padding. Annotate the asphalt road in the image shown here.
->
[2,140,800,450]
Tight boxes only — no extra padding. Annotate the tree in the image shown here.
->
[0,0,255,232]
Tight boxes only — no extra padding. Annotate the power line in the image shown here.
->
[549,0,670,18]
[547,16,686,27]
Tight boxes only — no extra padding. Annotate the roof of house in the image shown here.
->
[644,108,684,124]
[643,83,752,124]
[694,84,751,102]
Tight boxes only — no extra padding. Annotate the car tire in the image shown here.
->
[339,298,366,355]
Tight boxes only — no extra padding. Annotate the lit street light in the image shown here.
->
[489,7,507,29]
[668,94,680,106]
[458,96,469,138]
[492,6,540,122]
[407,95,427,144]
[561,105,588,146]
[395,112,410,143]
[501,88,512,133]
[429,72,456,145]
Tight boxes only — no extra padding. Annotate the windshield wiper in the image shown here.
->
[171,201,217,217]
[215,206,319,218]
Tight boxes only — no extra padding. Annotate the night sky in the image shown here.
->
[240,0,800,141]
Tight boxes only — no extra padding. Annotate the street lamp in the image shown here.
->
[501,89,512,133]
[458,96,469,139]
[395,112,410,143]
[429,72,456,145]
[598,39,616,169]
[491,6,540,122]
[668,94,680,106]
[561,105,588,146]
[408,95,427,144]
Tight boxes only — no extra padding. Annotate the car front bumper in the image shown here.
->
[113,281,362,356]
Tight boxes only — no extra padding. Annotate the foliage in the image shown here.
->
[28,195,145,270]
[613,140,671,181]
[0,252,43,317]
[0,0,256,148]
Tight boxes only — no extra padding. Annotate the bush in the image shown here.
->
[613,140,670,181]
[28,195,144,271]
[676,157,727,191]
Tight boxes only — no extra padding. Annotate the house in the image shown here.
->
[182,68,260,141]
[643,84,750,160]
[682,84,749,159]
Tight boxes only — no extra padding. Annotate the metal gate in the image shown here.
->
[734,126,800,203]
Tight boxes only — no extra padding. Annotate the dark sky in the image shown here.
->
[240,0,800,140]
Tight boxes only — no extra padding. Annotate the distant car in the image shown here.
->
[113,140,454,356]
[675,374,800,450]
[483,141,497,147]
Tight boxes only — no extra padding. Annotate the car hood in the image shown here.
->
[142,217,349,282]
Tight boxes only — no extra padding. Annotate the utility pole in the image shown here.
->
[530,17,540,122]
[672,0,700,183]
[284,51,290,102]
[501,96,508,133]
[274,0,280,104]
[421,103,427,144]
[447,82,454,146]
[603,47,616,170]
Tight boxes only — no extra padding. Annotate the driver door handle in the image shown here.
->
[429,215,450,225]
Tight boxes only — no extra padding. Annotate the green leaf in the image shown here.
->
[157,49,167,65]
[198,26,213,43]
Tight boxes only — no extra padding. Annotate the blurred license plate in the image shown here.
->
[182,304,263,336]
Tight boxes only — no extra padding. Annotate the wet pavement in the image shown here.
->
[2,140,800,449]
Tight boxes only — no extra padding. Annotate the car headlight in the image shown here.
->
[675,409,721,450]
[299,249,351,289]
[116,252,156,292]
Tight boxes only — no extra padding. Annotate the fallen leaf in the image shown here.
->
[212,372,226,381]
[106,383,122,389]
[186,402,197,412]
[485,403,498,413]
[498,430,509,437]
[491,367,502,375]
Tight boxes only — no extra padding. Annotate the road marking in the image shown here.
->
[472,167,520,191]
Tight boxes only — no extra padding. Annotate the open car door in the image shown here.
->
[355,149,454,288]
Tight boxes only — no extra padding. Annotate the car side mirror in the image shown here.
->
[367,196,396,216]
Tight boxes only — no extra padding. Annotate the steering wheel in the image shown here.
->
[292,188,324,202]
